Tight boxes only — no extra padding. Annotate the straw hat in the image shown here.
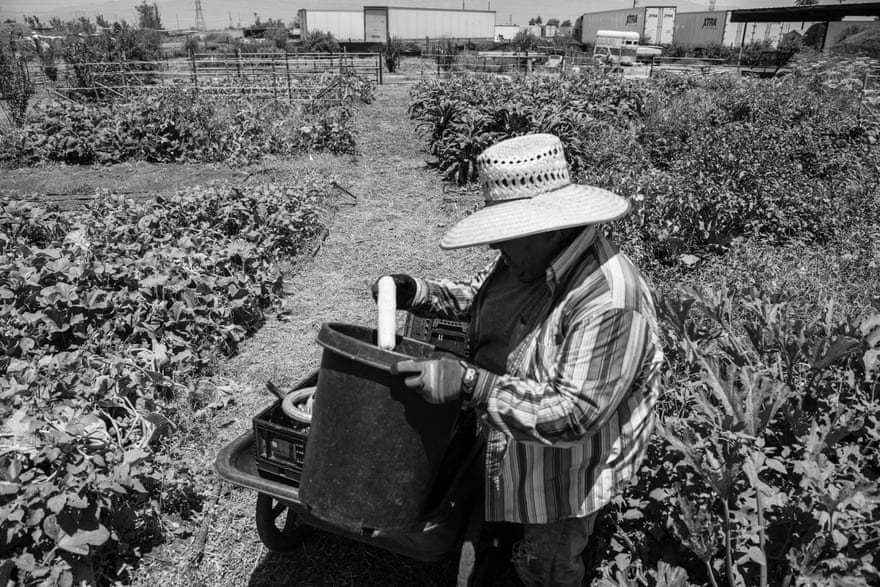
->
[440,134,630,250]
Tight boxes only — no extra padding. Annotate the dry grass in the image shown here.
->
[128,84,496,587]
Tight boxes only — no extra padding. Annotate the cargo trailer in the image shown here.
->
[574,6,677,46]
[674,11,817,49]
[674,11,735,48]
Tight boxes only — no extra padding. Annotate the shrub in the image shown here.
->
[834,27,880,60]
[0,44,34,126]
[383,37,405,73]
[300,30,340,53]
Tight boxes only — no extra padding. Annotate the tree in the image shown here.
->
[802,22,827,49]
[262,18,289,49]
[512,29,539,51]
[135,1,161,30]
[561,19,572,27]
[96,14,111,29]
[546,18,560,27]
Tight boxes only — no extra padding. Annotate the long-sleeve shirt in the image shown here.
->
[409,226,663,523]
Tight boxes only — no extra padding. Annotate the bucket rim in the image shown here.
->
[316,322,431,372]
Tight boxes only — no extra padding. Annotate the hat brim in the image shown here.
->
[440,184,630,250]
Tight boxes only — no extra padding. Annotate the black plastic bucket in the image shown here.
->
[298,323,463,533]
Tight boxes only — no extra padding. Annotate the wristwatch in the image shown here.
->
[459,361,479,400]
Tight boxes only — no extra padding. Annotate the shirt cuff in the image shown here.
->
[411,277,428,307]
[468,368,497,407]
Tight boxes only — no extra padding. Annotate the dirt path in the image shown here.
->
[131,84,491,587]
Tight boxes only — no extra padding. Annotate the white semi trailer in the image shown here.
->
[298,6,495,44]
[574,6,677,46]
[674,11,815,49]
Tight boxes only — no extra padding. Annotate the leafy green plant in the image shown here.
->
[645,285,880,587]
[0,82,362,167]
[0,181,328,584]
[409,56,879,259]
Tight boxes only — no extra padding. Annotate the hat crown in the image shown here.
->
[477,134,571,203]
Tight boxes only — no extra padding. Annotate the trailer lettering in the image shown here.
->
[626,14,639,25]
[702,17,717,28]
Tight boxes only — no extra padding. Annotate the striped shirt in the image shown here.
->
[409,226,663,523]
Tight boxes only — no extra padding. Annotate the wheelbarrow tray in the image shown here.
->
[215,423,480,562]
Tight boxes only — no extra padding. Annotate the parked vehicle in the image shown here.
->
[593,30,641,65]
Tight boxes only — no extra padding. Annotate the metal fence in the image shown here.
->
[859,66,880,127]
[26,52,382,101]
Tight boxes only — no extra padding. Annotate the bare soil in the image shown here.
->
[54,84,495,586]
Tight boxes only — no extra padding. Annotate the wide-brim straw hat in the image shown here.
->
[440,133,630,250]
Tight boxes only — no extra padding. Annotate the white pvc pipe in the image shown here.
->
[377,276,397,350]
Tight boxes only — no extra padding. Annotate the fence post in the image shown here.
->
[285,50,291,100]
[190,50,198,95]
[378,53,383,85]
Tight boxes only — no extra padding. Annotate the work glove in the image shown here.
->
[370,273,417,310]
[392,355,478,405]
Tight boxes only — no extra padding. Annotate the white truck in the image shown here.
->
[592,30,641,66]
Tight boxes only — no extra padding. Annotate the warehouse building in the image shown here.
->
[576,2,880,50]
[297,6,495,45]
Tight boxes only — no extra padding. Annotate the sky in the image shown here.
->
[0,0,849,30]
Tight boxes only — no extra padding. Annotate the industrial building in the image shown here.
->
[297,6,495,45]
[576,2,880,50]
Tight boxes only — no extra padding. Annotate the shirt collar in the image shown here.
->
[545,225,599,292]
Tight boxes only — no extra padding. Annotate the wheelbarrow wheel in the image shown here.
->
[255,493,313,553]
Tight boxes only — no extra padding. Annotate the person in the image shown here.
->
[373,133,663,587]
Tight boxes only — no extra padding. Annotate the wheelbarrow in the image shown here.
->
[213,321,489,580]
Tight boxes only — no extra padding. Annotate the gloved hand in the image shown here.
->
[392,356,468,404]
[370,274,417,310]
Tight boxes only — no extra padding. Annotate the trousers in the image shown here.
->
[512,513,598,587]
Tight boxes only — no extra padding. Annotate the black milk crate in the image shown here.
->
[253,402,308,486]
[403,315,470,358]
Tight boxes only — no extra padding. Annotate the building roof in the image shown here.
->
[729,2,880,23]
